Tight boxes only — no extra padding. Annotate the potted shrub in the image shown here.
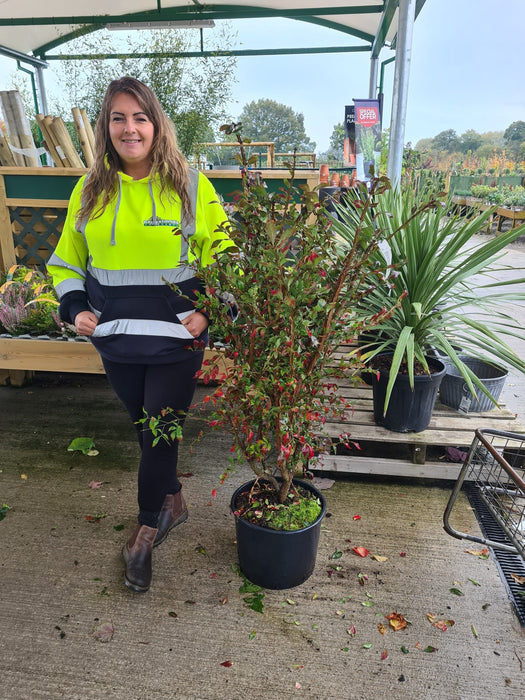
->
[185,123,399,588]
[332,184,525,432]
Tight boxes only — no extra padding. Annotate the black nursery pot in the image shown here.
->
[371,354,446,433]
[230,478,326,590]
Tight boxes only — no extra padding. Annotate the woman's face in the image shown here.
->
[108,92,155,177]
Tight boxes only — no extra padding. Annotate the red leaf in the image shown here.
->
[92,622,114,642]
[353,515,362,521]
[352,546,370,558]
[221,660,233,667]
[211,488,217,498]
[381,650,388,660]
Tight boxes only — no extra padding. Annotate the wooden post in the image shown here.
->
[80,109,96,155]
[0,91,24,166]
[0,91,40,167]
[49,117,84,168]
[71,107,94,167]
[35,114,63,167]
[0,132,16,166]
[267,143,275,168]
[0,174,16,272]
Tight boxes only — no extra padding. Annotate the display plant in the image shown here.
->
[0,264,65,336]
[332,185,525,432]
[181,123,431,588]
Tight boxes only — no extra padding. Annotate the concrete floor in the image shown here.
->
[1,234,525,699]
[1,372,524,700]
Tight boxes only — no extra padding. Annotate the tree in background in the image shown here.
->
[459,129,482,154]
[504,121,525,158]
[431,129,460,153]
[329,122,344,155]
[50,27,237,157]
[237,99,315,152]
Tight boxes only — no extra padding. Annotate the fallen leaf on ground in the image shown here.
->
[352,546,370,558]
[20,474,28,480]
[92,622,114,642]
[88,481,103,489]
[511,573,525,585]
[353,515,361,520]
[450,588,464,596]
[220,661,233,667]
[378,623,387,635]
[381,650,388,660]
[386,612,407,631]
[347,625,356,636]
[371,554,388,562]
[67,437,96,455]
[426,613,455,631]
[465,548,489,559]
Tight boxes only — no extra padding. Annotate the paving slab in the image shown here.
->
[0,374,524,699]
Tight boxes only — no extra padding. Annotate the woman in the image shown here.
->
[48,76,231,593]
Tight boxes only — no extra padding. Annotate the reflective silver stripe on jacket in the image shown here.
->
[86,263,196,287]
[92,316,195,340]
[53,277,87,297]
[47,252,86,280]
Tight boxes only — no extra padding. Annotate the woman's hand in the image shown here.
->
[181,312,209,337]
[74,310,99,337]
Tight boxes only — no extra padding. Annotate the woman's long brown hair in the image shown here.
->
[77,76,191,224]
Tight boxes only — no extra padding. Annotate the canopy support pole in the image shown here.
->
[368,56,379,98]
[386,0,416,185]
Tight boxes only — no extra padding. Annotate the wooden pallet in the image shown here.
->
[315,375,525,480]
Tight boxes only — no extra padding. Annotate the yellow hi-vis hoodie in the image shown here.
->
[47,168,231,363]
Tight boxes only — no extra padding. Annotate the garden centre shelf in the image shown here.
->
[315,376,525,480]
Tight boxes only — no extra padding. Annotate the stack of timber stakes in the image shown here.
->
[0,90,40,166]
[0,90,94,167]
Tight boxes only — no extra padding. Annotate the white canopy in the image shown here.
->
[0,1,406,59]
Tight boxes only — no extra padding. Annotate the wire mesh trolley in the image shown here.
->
[444,428,525,559]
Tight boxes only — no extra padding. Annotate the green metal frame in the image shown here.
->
[1,4,386,58]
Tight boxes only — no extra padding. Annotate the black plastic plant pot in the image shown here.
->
[230,478,326,590]
[371,354,446,433]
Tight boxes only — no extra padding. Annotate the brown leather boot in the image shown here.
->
[122,524,158,593]
[153,490,188,547]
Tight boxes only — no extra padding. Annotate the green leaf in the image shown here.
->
[243,593,265,613]
[239,580,263,594]
[468,578,481,586]
[113,524,125,531]
[401,646,410,654]
[450,588,464,596]
[361,600,374,607]
[0,503,10,521]
[362,643,373,649]
[67,437,96,455]
[422,646,438,653]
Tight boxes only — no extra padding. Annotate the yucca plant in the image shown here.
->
[332,185,525,412]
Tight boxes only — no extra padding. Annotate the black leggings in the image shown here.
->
[102,353,203,527]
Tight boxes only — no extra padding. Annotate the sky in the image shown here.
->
[1,0,524,153]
